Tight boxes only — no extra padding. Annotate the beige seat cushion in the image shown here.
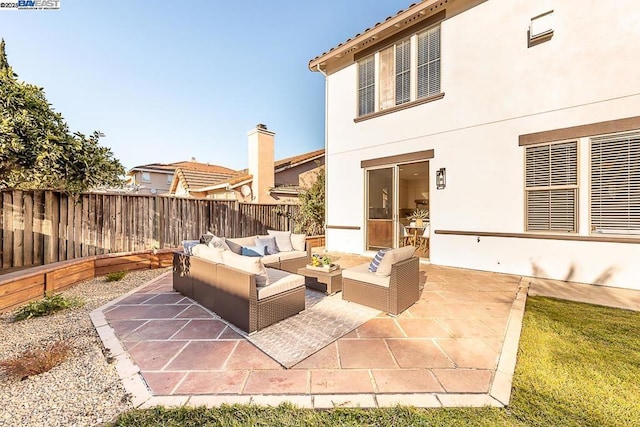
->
[222,250,269,286]
[375,245,416,277]
[192,244,224,263]
[277,250,307,261]
[258,268,305,300]
[343,263,391,287]
[261,253,281,266]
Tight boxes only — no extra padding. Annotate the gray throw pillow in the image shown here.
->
[225,239,243,255]
[255,236,279,255]
[267,230,293,252]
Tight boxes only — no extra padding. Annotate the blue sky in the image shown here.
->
[0,1,410,171]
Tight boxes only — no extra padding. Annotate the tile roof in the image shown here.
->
[128,161,237,175]
[174,168,241,191]
[275,149,325,171]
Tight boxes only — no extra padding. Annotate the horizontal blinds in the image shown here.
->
[358,57,375,116]
[395,40,411,105]
[525,141,577,232]
[527,189,577,232]
[591,131,640,234]
[417,26,441,99]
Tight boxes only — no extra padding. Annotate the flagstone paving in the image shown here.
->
[93,254,529,408]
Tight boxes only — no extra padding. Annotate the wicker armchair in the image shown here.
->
[342,256,420,315]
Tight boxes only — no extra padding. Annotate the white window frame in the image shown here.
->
[141,172,151,183]
[166,174,174,185]
[524,140,579,233]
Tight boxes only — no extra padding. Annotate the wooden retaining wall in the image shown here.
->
[0,190,298,271]
[0,249,173,313]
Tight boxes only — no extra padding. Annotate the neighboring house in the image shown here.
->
[169,163,240,199]
[126,160,236,196]
[309,0,640,290]
[125,163,177,195]
[168,124,324,203]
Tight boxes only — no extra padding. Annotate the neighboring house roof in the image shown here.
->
[168,149,325,196]
[127,161,237,176]
[270,185,304,195]
[274,149,325,172]
[309,0,445,70]
[127,163,177,174]
[171,168,242,193]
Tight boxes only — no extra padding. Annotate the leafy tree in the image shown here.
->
[294,166,325,236]
[0,39,124,192]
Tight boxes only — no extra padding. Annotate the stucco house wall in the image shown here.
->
[318,0,640,289]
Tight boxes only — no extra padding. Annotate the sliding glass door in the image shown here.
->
[365,161,430,256]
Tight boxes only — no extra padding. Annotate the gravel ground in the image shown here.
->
[0,268,171,427]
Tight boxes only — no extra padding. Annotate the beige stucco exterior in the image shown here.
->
[126,169,173,195]
[313,0,640,289]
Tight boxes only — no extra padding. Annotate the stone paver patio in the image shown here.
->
[91,254,528,409]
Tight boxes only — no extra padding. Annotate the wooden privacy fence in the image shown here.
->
[0,190,299,271]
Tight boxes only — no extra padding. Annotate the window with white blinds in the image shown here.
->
[356,24,442,117]
[395,40,411,105]
[590,131,640,235]
[358,56,375,116]
[525,141,578,232]
[417,26,441,99]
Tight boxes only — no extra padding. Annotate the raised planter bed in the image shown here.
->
[0,249,174,313]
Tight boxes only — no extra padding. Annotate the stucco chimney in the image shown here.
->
[248,124,275,203]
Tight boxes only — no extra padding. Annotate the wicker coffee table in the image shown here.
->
[297,267,343,295]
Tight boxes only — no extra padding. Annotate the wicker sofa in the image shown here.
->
[172,233,311,334]
[225,235,312,273]
[342,246,420,316]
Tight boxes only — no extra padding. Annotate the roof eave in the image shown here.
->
[309,0,451,71]
[275,153,324,173]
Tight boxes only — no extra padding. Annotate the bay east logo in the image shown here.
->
[16,0,60,9]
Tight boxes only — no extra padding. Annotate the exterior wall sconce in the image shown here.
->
[436,168,446,190]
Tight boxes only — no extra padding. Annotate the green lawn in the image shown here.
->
[110,297,640,427]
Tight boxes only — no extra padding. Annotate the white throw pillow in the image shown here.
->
[267,230,293,252]
[290,233,307,252]
[222,250,269,286]
[192,244,225,263]
[208,235,231,251]
[181,240,200,255]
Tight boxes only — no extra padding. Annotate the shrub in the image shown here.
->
[13,294,83,321]
[0,341,71,380]
[105,271,127,282]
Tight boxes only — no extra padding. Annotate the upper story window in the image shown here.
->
[141,172,151,183]
[166,174,174,185]
[358,56,375,116]
[591,131,640,235]
[357,24,442,118]
[417,26,441,98]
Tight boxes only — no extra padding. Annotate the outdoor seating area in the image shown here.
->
[173,230,424,333]
[95,259,526,408]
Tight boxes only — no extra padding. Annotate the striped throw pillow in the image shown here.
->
[369,249,389,272]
